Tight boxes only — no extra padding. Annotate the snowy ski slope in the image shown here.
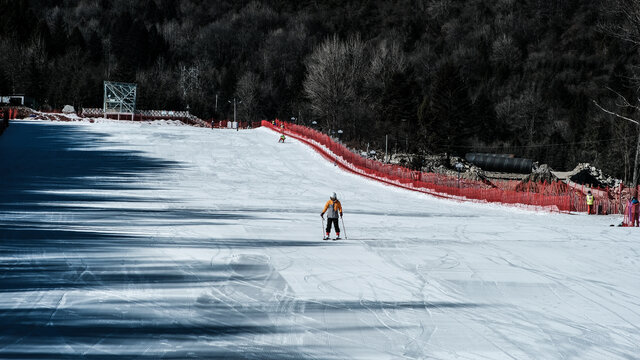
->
[0,119,639,359]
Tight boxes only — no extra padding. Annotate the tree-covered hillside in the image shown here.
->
[0,0,637,181]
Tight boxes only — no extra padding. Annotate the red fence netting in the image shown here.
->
[0,108,11,135]
[263,120,631,214]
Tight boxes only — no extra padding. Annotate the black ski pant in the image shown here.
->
[326,217,340,234]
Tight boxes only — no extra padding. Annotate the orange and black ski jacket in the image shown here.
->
[322,200,342,218]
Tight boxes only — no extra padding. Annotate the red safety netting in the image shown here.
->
[264,120,631,214]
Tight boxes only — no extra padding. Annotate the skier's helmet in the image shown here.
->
[330,192,337,200]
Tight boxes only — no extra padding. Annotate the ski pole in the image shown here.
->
[341,216,347,239]
[321,217,325,238]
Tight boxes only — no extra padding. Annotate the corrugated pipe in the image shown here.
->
[465,153,533,173]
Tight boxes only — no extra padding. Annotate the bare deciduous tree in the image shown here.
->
[593,96,640,186]
[367,38,407,94]
[303,34,367,132]
[237,71,260,123]
[596,1,640,186]
[490,34,521,69]
[180,64,200,102]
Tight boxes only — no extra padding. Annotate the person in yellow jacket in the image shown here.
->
[586,190,594,214]
[321,192,343,240]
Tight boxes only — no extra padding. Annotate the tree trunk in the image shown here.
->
[634,125,640,186]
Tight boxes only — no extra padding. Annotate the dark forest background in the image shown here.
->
[0,0,638,181]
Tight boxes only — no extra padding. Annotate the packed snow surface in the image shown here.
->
[0,120,638,359]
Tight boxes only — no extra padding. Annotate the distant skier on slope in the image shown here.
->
[279,134,286,143]
[321,192,343,240]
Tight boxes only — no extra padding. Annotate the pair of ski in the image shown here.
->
[321,217,346,241]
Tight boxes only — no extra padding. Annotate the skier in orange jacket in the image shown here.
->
[321,192,343,240]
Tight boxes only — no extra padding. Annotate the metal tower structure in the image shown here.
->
[103,81,137,120]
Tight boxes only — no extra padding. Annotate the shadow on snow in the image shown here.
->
[0,122,489,359]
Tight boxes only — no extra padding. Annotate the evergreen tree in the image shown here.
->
[380,70,420,152]
[26,56,44,101]
[421,63,474,155]
[87,30,103,63]
[50,12,67,57]
[68,27,85,49]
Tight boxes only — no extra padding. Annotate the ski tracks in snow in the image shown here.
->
[2,121,639,359]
